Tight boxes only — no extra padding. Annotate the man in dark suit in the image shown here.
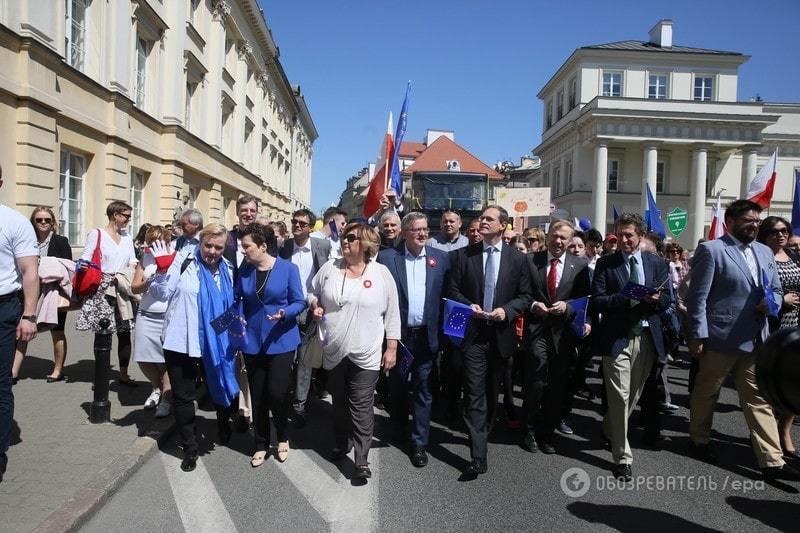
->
[377,212,450,468]
[522,220,591,455]
[448,205,532,475]
[223,194,260,278]
[592,213,671,481]
[280,208,331,426]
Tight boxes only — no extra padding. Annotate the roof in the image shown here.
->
[398,141,426,158]
[580,40,742,56]
[403,136,502,179]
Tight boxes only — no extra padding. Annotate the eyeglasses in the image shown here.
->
[406,228,429,234]
[770,228,790,236]
[291,219,309,227]
[117,212,132,220]
[35,218,52,224]
[343,234,359,243]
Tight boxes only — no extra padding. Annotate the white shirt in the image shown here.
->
[291,239,314,298]
[404,245,427,327]
[138,253,169,314]
[0,204,38,295]
[623,250,649,327]
[481,240,503,280]
[546,252,565,289]
[310,230,342,260]
[728,234,760,286]
[80,228,137,274]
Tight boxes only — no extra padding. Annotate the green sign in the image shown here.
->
[667,207,688,237]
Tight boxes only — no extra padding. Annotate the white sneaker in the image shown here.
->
[155,400,171,418]
[144,390,161,409]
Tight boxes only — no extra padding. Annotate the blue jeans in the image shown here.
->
[0,294,21,464]
[389,328,436,447]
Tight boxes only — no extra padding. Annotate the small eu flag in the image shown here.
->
[397,342,414,379]
[761,268,781,318]
[568,296,590,338]
[620,281,658,302]
[328,219,339,242]
[443,298,474,338]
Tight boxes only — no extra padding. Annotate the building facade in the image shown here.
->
[0,0,316,247]
[534,20,800,247]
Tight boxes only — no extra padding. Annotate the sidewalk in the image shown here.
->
[1,315,173,532]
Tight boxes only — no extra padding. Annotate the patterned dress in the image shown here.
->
[76,273,133,333]
[776,256,800,329]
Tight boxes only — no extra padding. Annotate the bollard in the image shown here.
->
[90,318,112,423]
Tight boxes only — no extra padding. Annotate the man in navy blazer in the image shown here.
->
[378,212,450,468]
[592,213,670,481]
[686,199,799,482]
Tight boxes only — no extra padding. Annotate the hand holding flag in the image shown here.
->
[567,296,590,338]
[760,268,781,318]
[443,298,474,339]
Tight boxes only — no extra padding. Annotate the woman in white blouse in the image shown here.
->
[309,222,400,481]
[75,201,138,385]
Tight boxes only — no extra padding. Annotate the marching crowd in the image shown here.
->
[1,163,799,485]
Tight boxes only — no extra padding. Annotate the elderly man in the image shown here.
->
[379,211,402,250]
[174,208,203,254]
[427,210,469,252]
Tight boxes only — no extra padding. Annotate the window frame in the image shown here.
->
[134,34,149,108]
[59,149,86,245]
[556,89,564,121]
[693,75,714,102]
[65,0,88,71]
[545,98,553,129]
[568,77,577,109]
[565,159,573,193]
[656,161,666,193]
[648,73,668,100]
[607,158,619,192]
[602,71,623,97]
[130,169,146,234]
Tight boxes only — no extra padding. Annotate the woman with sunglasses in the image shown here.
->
[12,207,72,384]
[309,222,400,480]
[757,216,800,459]
[75,201,138,386]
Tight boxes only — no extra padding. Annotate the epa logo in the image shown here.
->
[560,467,591,497]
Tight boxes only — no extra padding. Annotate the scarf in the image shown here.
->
[196,249,240,407]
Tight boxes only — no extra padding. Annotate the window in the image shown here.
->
[65,0,87,70]
[565,159,573,193]
[543,169,550,188]
[648,74,668,99]
[130,170,146,233]
[553,166,561,196]
[133,35,149,107]
[656,161,665,193]
[568,77,577,109]
[694,76,713,101]
[59,150,85,245]
[221,102,233,153]
[185,81,197,130]
[602,71,622,97]
[189,0,201,25]
[545,99,553,129]
[607,159,619,191]
[556,89,564,120]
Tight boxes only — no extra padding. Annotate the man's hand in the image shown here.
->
[17,319,36,342]
[311,303,325,320]
[688,339,705,358]
[784,291,800,308]
[382,347,397,371]
[583,323,592,337]
[548,301,567,315]
[531,301,549,317]
[487,307,506,322]
[644,291,661,305]
[470,304,484,315]
[755,299,769,314]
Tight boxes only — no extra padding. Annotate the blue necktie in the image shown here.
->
[483,247,496,312]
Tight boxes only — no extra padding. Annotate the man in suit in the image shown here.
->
[224,194,260,278]
[280,208,331,426]
[522,220,591,455]
[174,208,203,254]
[377,212,449,467]
[448,205,532,475]
[592,213,670,481]
[686,199,799,482]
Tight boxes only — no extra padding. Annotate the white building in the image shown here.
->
[0,0,316,246]
[534,19,800,246]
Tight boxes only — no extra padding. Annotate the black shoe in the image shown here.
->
[410,447,428,468]
[464,458,488,475]
[46,374,65,383]
[354,465,372,479]
[11,377,18,386]
[0,454,7,483]
[688,441,717,463]
[218,422,232,445]
[763,464,800,482]
[539,439,557,455]
[522,431,538,453]
[556,420,574,435]
[612,464,632,481]
[180,453,197,472]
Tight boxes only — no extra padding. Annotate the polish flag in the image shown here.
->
[708,193,726,240]
[747,149,778,209]
[363,112,394,217]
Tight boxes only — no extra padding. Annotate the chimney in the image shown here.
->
[648,19,673,48]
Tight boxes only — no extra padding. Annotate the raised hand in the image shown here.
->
[150,240,177,272]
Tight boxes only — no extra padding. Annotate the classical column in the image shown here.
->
[740,147,758,198]
[690,146,708,246]
[642,143,658,212]
[592,140,609,235]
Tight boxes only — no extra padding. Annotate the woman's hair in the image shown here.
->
[664,242,684,256]
[509,235,529,251]
[341,222,380,260]
[144,225,171,245]
[270,220,287,237]
[29,206,59,233]
[523,227,546,245]
[106,200,132,218]
[757,216,791,245]
[134,223,152,244]
[240,222,276,254]
[198,222,228,242]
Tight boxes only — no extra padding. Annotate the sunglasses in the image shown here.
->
[770,228,790,236]
[343,234,359,243]
[291,219,309,227]
[117,212,132,220]
[35,218,53,223]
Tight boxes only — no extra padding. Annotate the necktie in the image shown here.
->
[629,256,643,335]
[742,244,759,285]
[547,257,559,302]
[483,247,496,312]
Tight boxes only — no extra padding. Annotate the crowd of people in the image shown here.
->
[1,163,799,485]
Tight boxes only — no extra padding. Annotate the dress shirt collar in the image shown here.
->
[547,252,565,265]
[404,244,426,259]
[727,234,752,250]
[623,249,643,264]
[292,239,311,252]
[482,240,502,254]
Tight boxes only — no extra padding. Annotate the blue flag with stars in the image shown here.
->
[389,82,410,196]
[621,281,657,302]
[443,298,474,339]
[761,268,781,318]
[567,296,590,338]
[397,342,414,379]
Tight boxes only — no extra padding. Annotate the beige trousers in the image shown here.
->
[689,350,784,468]
[602,334,656,466]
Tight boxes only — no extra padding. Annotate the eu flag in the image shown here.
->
[443,298,474,338]
[761,268,781,318]
[389,82,410,196]
[397,342,414,379]
[568,296,590,338]
[328,218,339,242]
[645,184,666,239]
[620,281,657,302]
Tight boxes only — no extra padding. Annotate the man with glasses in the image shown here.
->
[427,210,468,252]
[687,199,800,483]
[281,209,331,426]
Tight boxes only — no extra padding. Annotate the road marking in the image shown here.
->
[161,453,238,533]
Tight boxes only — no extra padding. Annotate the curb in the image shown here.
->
[32,416,176,533]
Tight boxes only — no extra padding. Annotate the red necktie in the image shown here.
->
[548,257,559,302]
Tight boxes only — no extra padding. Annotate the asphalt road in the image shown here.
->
[81,357,799,532]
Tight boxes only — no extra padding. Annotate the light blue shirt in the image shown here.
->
[404,245,427,327]
[624,250,648,327]
[482,241,502,288]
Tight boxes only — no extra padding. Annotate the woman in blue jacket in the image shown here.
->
[237,223,306,467]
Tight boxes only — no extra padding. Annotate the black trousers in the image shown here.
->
[523,332,576,438]
[639,360,665,440]
[328,358,379,466]
[0,294,21,462]
[164,349,236,456]
[244,351,293,452]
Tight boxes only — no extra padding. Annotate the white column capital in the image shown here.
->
[593,138,611,148]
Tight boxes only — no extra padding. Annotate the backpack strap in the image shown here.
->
[180,255,194,275]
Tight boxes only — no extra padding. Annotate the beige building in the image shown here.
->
[0,0,316,247]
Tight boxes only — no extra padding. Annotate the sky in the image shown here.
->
[260,0,800,214]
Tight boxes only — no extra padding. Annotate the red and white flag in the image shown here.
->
[708,193,726,240]
[747,149,778,209]
[363,112,394,217]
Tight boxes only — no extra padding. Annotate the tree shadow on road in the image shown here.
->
[567,501,721,532]
[726,496,799,529]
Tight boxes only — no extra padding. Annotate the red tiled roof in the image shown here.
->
[398,141,426,158]
[404,136,502,179]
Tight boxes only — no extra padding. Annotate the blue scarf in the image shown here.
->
[196,249,240,407]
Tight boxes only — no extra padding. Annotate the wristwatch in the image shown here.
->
[22,315,37,323]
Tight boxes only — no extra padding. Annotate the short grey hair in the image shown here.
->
[180,208,204,226]
[380,211,401,225]
[401,211,428,231]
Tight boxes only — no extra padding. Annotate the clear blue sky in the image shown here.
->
[260,0,800,214]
